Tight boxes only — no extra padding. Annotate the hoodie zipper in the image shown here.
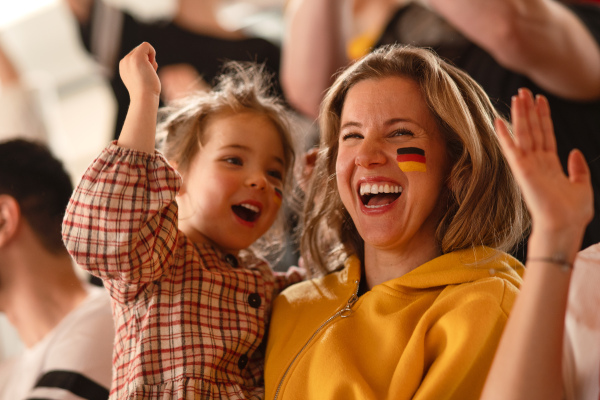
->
[273,279,360,400]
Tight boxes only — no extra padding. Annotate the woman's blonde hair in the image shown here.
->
[156,61,299,259]
[303,44,529,275]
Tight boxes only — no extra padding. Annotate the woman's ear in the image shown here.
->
[0,195,21,247]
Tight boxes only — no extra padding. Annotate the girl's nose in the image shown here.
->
[248,171,267,190]
[355,139,386,168]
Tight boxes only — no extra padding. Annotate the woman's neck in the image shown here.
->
[363,241,441,289]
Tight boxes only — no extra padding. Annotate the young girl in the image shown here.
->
[62,42,303,399]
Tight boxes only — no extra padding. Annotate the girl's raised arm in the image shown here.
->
[117,42,161,153]
[481,88,593,400]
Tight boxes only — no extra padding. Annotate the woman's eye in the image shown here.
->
[341,132,363,141]
[224,157,243,166]
[391,128,414,137]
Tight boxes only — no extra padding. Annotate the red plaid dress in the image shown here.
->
[62,143,302,399]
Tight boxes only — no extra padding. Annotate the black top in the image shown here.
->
[79,10,282,139]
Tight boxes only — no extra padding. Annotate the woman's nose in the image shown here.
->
[355,139,386,168]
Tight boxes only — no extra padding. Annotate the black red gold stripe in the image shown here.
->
[396,147,426,172]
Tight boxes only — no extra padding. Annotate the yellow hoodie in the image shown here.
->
[265,246,524,400]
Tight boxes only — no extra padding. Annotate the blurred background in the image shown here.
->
[0,0,286,362]
[4,0,600,368]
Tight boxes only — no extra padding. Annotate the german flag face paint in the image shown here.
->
[274,187,283,207]
[397,147,426,172]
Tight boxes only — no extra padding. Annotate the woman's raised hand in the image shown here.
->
[495,88,593,260]
[119,42,161,102]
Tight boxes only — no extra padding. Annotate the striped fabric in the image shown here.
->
[62,143,302,400]
[31,370,109,400]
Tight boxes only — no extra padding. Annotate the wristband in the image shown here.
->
[526,256,573,271]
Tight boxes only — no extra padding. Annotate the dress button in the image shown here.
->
[225,254,238,268]
[248,293,262,309]
[238,354,249,370]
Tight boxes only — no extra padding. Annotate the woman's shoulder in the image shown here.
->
[396,247,522,287]
[277,268,345,303]
[386,247,523,314]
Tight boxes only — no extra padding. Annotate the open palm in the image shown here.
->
[496,89,593,240]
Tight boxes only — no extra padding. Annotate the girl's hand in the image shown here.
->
[119,42,161,102]
[496,88,593,260]
[116,42,161,153]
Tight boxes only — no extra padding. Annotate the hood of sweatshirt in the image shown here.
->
[343,246,524,294]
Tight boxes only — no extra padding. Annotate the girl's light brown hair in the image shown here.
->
[156,61,299,259]
[303,44,529,275]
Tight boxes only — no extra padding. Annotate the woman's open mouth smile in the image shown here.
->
[359,182,403,209]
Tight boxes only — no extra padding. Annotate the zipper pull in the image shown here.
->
[340,279,360,318]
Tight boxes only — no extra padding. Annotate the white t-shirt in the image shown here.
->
[0,285,114,400]
[563,243,600,400]
[0,83,47,143]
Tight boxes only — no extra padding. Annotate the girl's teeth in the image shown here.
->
[240,203,259,213]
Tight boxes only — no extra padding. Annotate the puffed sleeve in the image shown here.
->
[62,142,181,290]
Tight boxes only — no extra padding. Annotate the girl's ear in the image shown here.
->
[0,195,21,248]
[178,177,187,196]
[169,160,187,196]
[178,171,190,197]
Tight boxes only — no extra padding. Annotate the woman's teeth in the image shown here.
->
[359,182,403,196]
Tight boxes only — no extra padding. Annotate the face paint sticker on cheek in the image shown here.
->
[274,187,283,206]
[397,147,426,172]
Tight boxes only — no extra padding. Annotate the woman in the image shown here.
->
[264,44,529,399]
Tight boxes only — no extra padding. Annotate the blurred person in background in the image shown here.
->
[0,139,114,400]
[66,0,283,139]
[0,41,47,142]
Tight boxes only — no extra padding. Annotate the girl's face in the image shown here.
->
[336,76,450,255]
[177,111,286,252]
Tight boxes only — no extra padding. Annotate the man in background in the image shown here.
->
[0,139,114,399]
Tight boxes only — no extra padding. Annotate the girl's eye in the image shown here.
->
[224,157,243,166]
[268,170,283,181]
[391,128,414,137]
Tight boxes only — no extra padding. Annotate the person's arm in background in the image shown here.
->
[425,0,600,101]
[281,0,350,119]
[0,44,19,86]
[480,88,594,400]
[0,41,47,142]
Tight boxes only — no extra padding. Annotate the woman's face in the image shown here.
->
[336,76,450,254]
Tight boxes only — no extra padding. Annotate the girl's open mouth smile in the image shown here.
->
[232,202,261,222]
